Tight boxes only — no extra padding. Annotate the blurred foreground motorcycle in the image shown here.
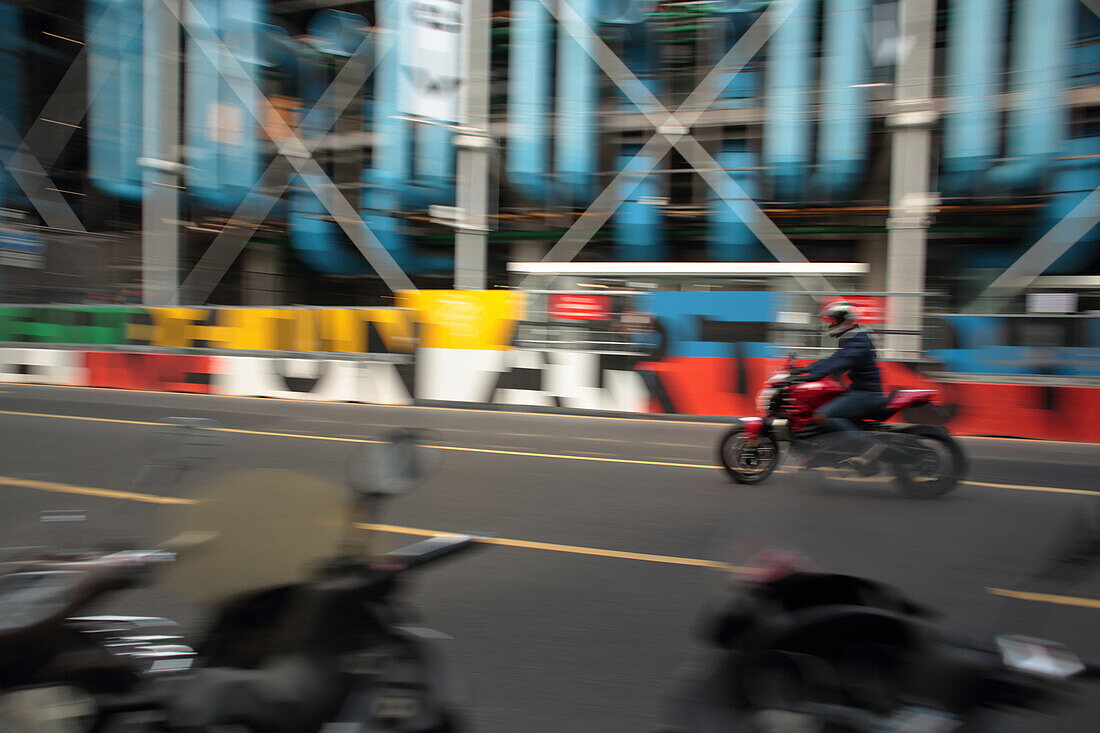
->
[0,424,477,732]
[667,502,1100,732]
[717,354,966,499]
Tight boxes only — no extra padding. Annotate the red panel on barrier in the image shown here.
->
[645,356,1100,442]
[81,352,215,394]
[547,294,612,321]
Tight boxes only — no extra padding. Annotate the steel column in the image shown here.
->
[141,0,181,305]
[884,0,937,358]
[455,0,492,290]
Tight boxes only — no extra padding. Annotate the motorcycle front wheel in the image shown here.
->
[891,427,966,499]
[718,430,779,485]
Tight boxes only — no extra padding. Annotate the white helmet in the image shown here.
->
[819,301,861,338]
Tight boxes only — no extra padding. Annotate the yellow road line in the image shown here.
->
[0,475,196,505]
[2,409,1097,494]
[986,587,1100,610]
[427,443,709,468]
[0,409,163,427]
[358,523,743,571]
[964,480,1098,496]
[1,473,1097,610]
[9,384,1100,445]
[2,384,728,425]
[0,409,717,470]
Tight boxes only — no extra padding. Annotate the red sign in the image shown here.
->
[547,294,612,321]
[824,296,887,324]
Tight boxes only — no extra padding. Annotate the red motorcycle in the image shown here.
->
[717,355,966,498]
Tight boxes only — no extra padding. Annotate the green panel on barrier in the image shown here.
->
[0,307,143,345]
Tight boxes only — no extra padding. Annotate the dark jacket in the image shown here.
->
[805,327,883,394]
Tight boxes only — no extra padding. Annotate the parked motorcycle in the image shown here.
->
[668,530,1100,732]
[0,428,477,733]
[717,355,966,498]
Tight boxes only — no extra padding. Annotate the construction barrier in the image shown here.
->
[0,292,1096,442]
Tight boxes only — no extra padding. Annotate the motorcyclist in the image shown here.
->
[793,301,886,472]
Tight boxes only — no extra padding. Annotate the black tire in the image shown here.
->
[718,429,779,485]
[891,426,966,499]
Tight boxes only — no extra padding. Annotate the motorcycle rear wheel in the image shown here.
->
[718,430,779,484]
[891,427,966,499]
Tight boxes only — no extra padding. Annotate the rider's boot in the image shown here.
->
[839,441,886,477]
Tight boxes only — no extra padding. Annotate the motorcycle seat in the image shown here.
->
[862,390,897,422]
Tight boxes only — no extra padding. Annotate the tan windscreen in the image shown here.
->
[160,469,354,606]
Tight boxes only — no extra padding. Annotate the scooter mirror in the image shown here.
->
[347,429,438,498]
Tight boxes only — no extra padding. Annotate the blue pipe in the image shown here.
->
[288,6,451,276]
[0,2,22,208]
[306,9,366,56]
[363,0,451,273]
[612,146,662,261]
[710,139,770,261]
[987,0,1073,192]
[707,2,764,261]
[506,0,552,203]
[714,1,758,109]
[87,0,145,201]
[288,48,370,275]
[599,0,659,112]
[285,12,373,274]
[814,0,870,199]
[185,0,263,209]
[602,1,662,260]
[554,0,598,206]
[941,0,1005,196]
[763,0,814,202]
[363,0,412,272]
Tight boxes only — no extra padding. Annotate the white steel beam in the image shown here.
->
[972,185,1100,307]
[0,114,86,232]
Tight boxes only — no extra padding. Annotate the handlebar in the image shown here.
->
[0,549,174,639]
[377,534,479,571]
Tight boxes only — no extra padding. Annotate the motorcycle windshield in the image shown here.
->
[159,469,354,607]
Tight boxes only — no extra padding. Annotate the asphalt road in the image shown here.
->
[1,384,1098,732]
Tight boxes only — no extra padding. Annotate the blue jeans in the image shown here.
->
[817,390,883,434]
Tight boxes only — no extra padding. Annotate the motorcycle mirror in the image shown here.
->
[347,429,439,498]
[996,635,1085,679]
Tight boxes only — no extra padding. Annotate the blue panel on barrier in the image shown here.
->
[928,346,1100,377]
[649,292,779,358]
